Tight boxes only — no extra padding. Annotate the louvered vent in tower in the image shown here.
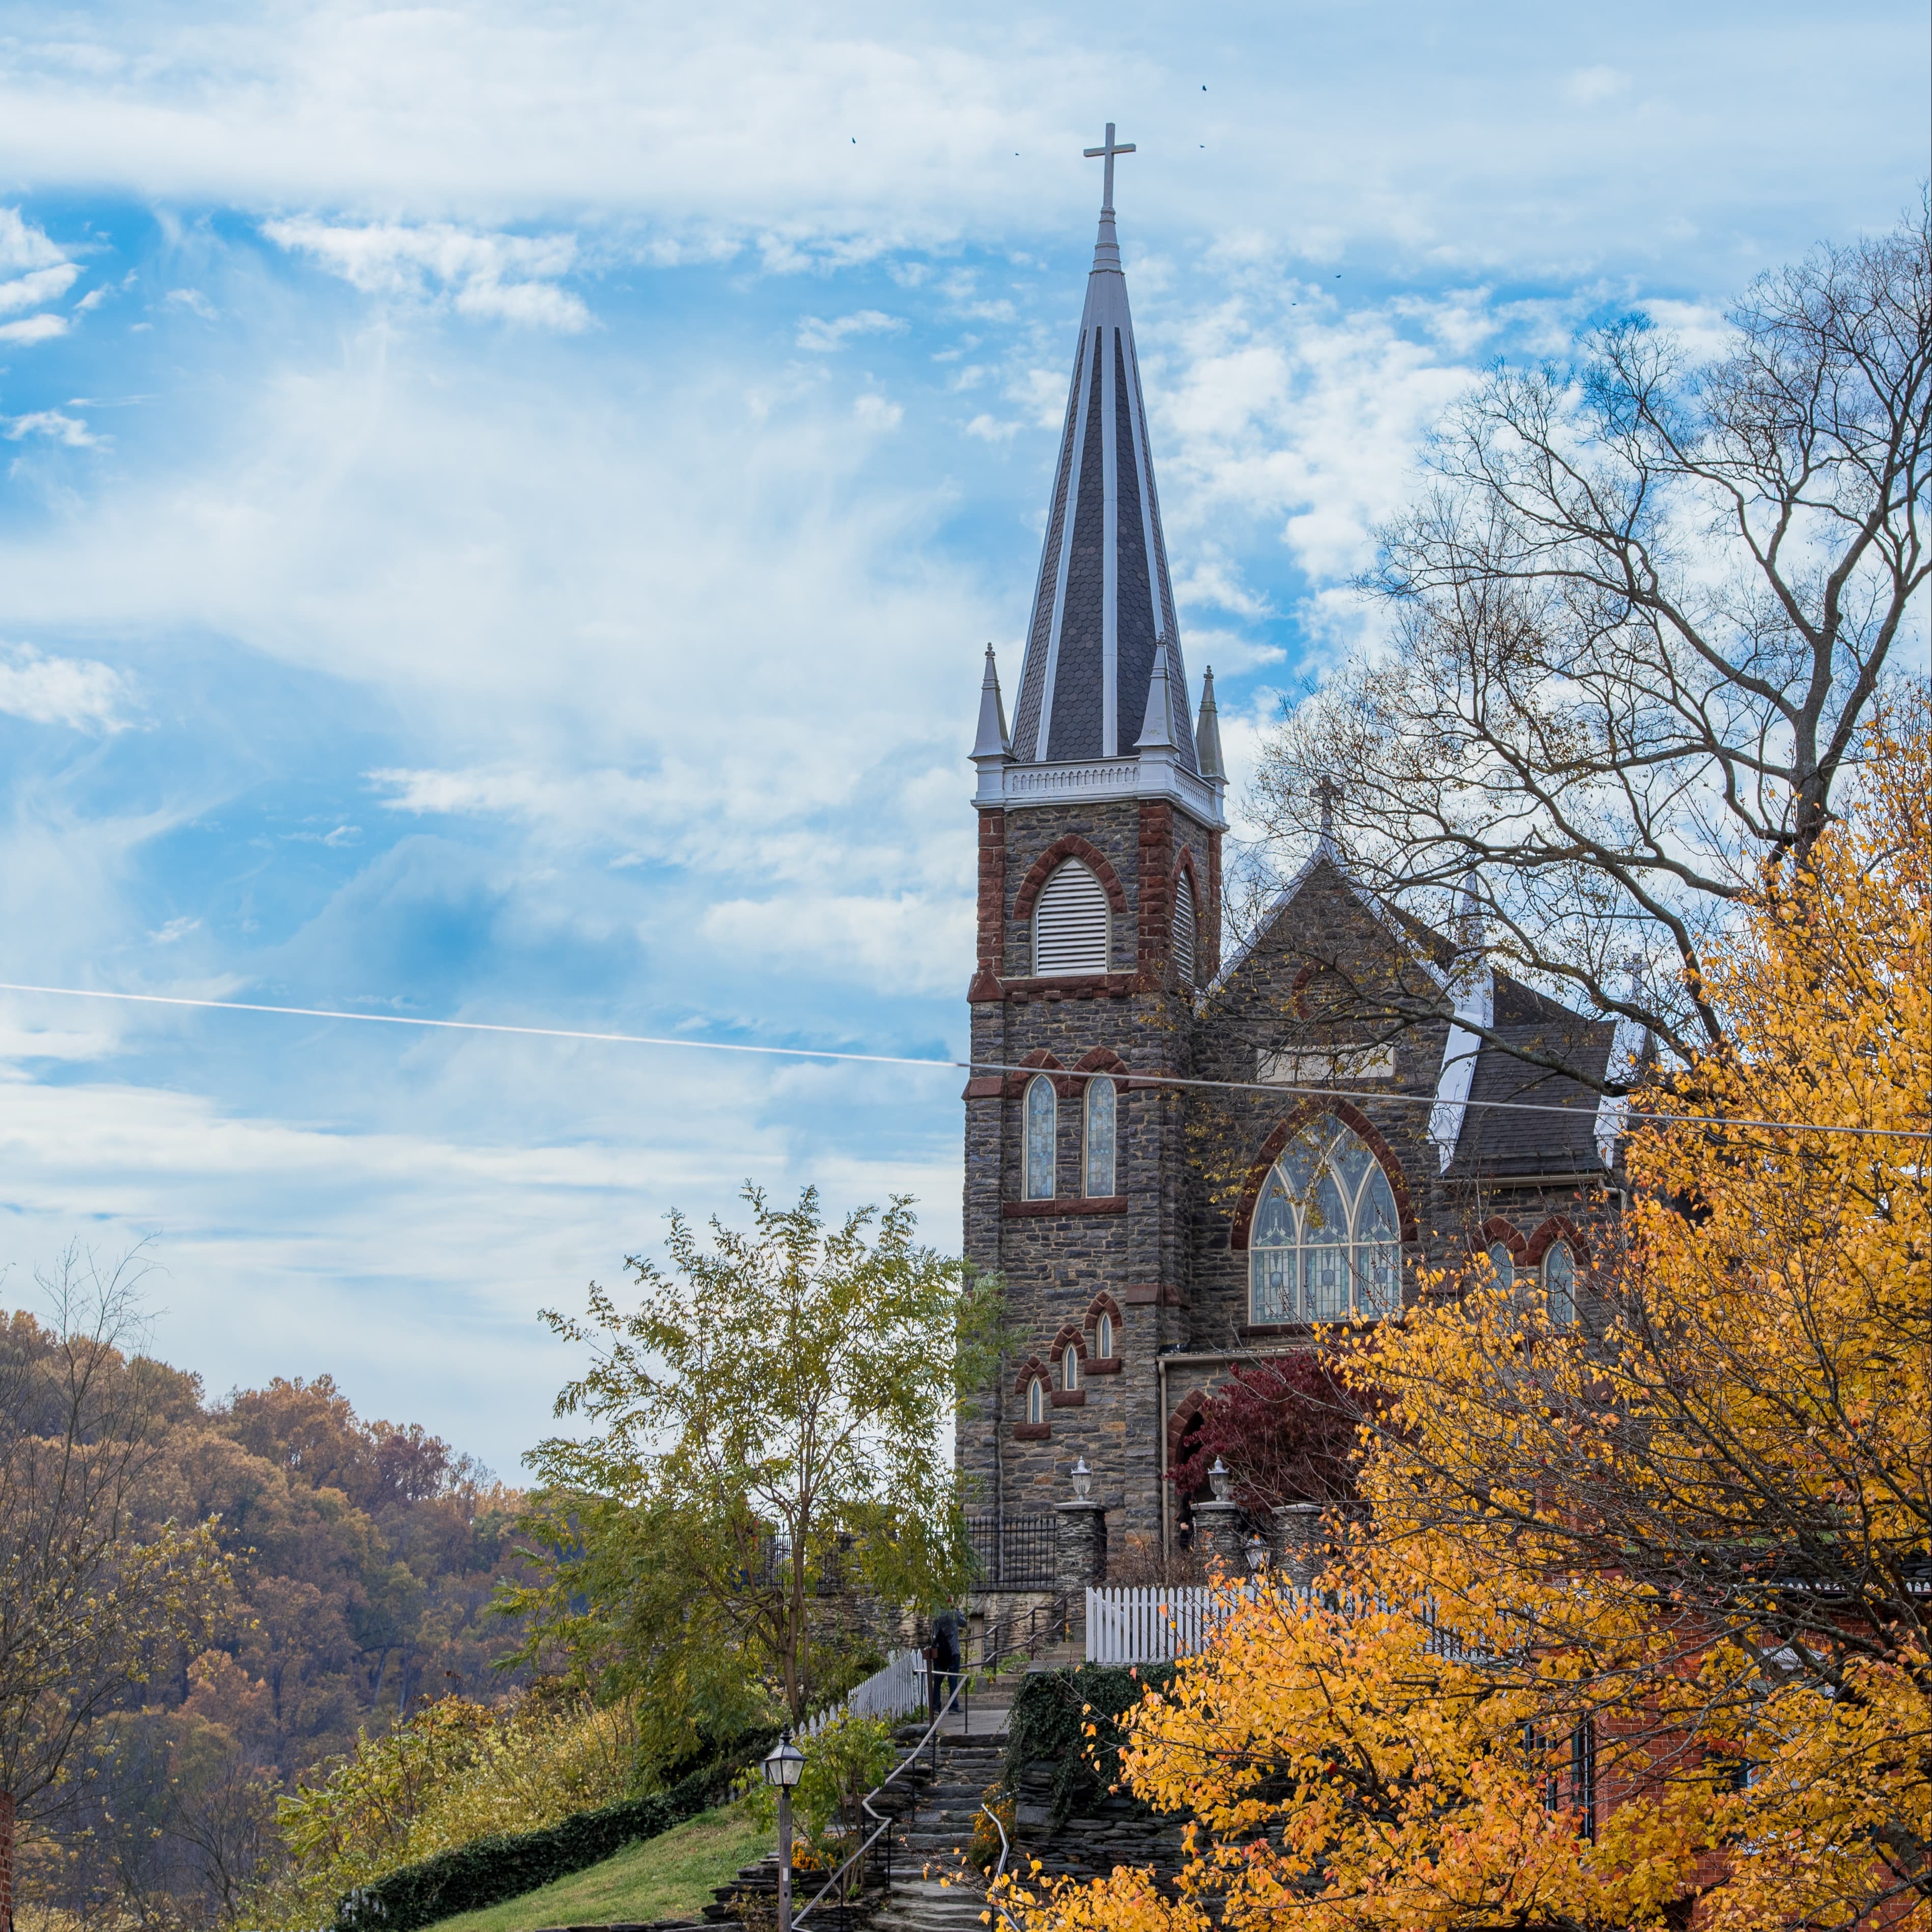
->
[1172,877,1197,986]
[1034,861,1110,975]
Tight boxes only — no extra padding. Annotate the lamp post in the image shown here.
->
[1245,1531,1269,1576]
[1207,1455,1232,1502]
[762,1729,805,1932]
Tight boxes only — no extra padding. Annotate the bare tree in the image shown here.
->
[1251,192,1930,1083]
[0,1248,228,1931]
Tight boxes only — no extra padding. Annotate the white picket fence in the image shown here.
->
[801,1647,927,1735]
[1085,1584,1491,1667]
[1085,1583,1268,1664]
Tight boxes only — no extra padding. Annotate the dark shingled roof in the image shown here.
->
[1448,974,1617,1177]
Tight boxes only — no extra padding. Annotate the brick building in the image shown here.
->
[958,174,1643,1577]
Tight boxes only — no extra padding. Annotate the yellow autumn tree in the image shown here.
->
[1009,699,1930,1932]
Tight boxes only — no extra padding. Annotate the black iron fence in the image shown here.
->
[966,1510,1056,1588]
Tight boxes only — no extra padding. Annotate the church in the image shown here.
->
[957,135,1643,1574]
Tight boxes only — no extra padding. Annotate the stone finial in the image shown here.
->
[971,645,1010,762]
[1135,640,1181,751]
[1194,666,1225,779]
[1315,775,1342,842]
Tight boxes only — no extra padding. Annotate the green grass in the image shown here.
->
[425,1805,770,1932]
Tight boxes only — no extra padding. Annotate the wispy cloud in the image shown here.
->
[0,313,67,345]
[796,309,904,352]
[7,409,104,448]
[263,219,592,332]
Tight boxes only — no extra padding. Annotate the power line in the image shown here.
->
[0,979,1925,1144]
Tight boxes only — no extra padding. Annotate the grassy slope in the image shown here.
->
[426,1806,769,1932]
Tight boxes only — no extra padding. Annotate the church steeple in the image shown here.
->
[1003,125,1208,808]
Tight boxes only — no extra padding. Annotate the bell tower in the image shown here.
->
[959,128,1226,1563]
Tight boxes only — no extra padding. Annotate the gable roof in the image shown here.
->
[1212,838,1633,1175]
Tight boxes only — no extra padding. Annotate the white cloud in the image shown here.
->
[164,287,219,320]
[149,916,201,943]
[0,314,67,345]
[0,207,66,273]
[701,892,972,996]
[963,411,1021,441]
[263,219,592,332]
[0,264,79,314]
[795,309,905,352]
[0,644,130,731]
[6,410,104,448]
[853,391,902,430]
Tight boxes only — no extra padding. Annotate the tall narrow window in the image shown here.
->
[1171,875,1198,986]
[1084,1078,1116,1196]
[1034,861,1110,975]
[1026,1377,1045,1425]
[1488,1242,1516,1290]
[1024,1076,1057,1199]
[1248,1117,1403,1324]
[1545,1242,1577,1327]
[1061,1349,1080,1392]
[1095,1311,1114,1359]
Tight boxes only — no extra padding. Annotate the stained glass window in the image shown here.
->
[1084,1078,1117,1196]
[1024,1076,1056,1199]
[1544,1242,1577,1327]
[1248,1117,1403,1324]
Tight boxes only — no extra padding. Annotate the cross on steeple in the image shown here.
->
[1083,122,1136,213]
[1315,775,1343,841]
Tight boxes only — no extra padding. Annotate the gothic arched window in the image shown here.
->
[1061,1348,1080,1392]
[1544,1241,1577,1328]
[1488,1242,1516,1291]
[1171,875,1198,986]
[1034,860,1110,975]
[1095,1311,1114,1360]
[1249,1117,1403,1325]
[1025,1376,1046,1425]
[1024,1076,1057,1199]
[1084,1078,1117,1196]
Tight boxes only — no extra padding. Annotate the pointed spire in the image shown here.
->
[1135,639,1180,750]
[1194,666,1224,779]
[1005,126,1200,784]
[971,645,1010,760]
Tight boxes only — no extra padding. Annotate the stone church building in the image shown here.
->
[957,164,1642,1578]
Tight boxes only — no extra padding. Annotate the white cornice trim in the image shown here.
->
[974,752,1225,826]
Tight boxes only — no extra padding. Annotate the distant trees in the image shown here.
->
[1252,193,1931,1085]
[0,1248,229,1931]
[0,1300,531,1927]
[510,1187,1003,1749]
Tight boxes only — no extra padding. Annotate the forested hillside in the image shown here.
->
[3,1305,532,1922]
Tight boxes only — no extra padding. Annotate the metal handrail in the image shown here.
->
[977,1796,1023,1932]
[792,1600,1069,1926]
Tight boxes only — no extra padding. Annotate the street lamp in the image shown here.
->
[1245,1531,1269,1575]
[1070,1455,1093,1500]
[1208,1455,1231,1502]
[762,1729,806,1932]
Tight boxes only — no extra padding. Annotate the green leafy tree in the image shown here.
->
[508,1188,1002,1744]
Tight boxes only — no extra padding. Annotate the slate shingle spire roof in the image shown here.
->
[1006,179,1197,775]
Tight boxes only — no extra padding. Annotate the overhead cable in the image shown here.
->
[0,980,1924,1144]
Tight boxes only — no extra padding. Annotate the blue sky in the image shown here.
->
[0,0,1924,1476]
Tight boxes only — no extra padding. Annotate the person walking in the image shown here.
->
[926,1603,962,1717]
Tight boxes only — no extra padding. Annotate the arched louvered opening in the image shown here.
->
[1171,874,1198,985]
[1034,860,1110,975]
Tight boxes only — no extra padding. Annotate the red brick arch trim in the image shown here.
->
[1166,1386,1212,1467]
[1072,1046,1129,1075]
[1478,1215,1528,1260]
[1228,1099,1419,1249]
[1048,1325,1088,1364]
[1524,1213,1592,1268]
[1014,1356,1051,1395]
[1083,1291,1124,1339]
[1003,1047,1069,1100]
[1012,835,1130,925]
